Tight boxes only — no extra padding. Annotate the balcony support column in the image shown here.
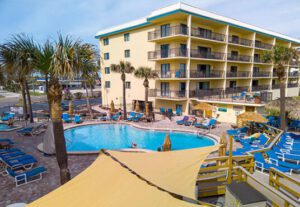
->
[185,14,192,115]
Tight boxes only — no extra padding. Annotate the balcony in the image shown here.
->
[252,85,270,91]
[156,70,187,79]
[189,88,224,98]
[228,36,253,47]
[226,71,251,78]
[288,83,299,88]
[148,25,188,41]
[289,60,299,67]
[288,72,299,77]
[149,89,186,99]
[227,54,252,62]
[252,71,271,78]
[253,57,272,64]
[255,42,273,50]
[190,28,226,42]
[190,50,225,60]
[273,72,287,78]
[190,70,224,78]
[148,48,187,60]
[272,84,280,89]
[226,87,249,94]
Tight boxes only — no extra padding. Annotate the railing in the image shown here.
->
[272,84,280,89]
[190,28,226,42]
[228,36,253,47]
[148,48,187,60]
[190,70,224,78]
[255,42,273,50]
[288,72,299,77]
[252,71,271,77]
[273,72,287,78]
[149,89,186,99]
[190,50,225,60]
[226,71,251,78]
[289,60,299,67]
[226,86,249,94]
[156,70,187,78]
[148,25,188,40]
[288,83,299,88]
[252,85,270,91]
[189,88,224,98]
[253,57,272,64]
[227,54,252,62]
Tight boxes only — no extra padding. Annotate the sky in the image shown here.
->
[0,0,300,46]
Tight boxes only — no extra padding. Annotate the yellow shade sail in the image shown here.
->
[27,146,219,207]
[107,145,219,199]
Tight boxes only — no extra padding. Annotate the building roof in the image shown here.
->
[95,2,300,44]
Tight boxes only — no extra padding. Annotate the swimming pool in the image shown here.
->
[64,124,215,152]
[0,123,18,131]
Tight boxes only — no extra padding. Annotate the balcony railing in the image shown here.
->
[148,48,187,60]
[252,71,271,77]
[156,70,187,78]
[288,83,299,88]
[227,54,252,62]
[288,72,299,77]
[149,89,186,99]
[190,28,226,42]
[190,88,224,98]
[289,60,299,67]
[226,71,251,78]
[272,84,280,89]
[148,25,188,40]
[273,72,287,78]
[252,85,270,91]
[190,70,224,78]
[255,42,273,50]
[228,36,253,47]
[253,57,272,64]
[226,87,249,94]
[190,50,225,60]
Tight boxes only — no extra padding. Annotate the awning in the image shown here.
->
[27,146,218,207]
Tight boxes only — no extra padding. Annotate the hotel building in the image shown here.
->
[95,3,300,123]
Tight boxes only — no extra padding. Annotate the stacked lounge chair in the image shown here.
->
[74,115,82,124]
[195,118,217,129]
[254,153,292,174]
[132,113,144,122]
[126,112,137,121]
[1,112,15,121]
[62,113,72,123]
[176,116,189,125]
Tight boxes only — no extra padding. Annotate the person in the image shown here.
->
[157,147,161,152]
[7,117,14,126]
[106,110,111,121]
[131,142,137,148]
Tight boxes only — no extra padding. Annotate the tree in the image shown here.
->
[111,61,135,119]
[134,66,158,115]
[263,45,299,130]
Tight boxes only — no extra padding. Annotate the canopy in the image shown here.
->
[236,112,267,127]
[193,102,214,111]
[265,97,300,114]
[27,146,218,207]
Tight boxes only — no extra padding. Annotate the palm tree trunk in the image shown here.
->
[84,81,93,118]
[279,79,286,130]
[45,73,52,115]
[49,77,70,185]
[20,82,28,121]
[122,73,127,120]
[25,80,34,123]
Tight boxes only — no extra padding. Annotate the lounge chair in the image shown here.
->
[6,166,47,187]
[266,150,300,173]
[197,119,217,130]
[0,148,21,155]
[127,112,137,121]
[0,151,25,160]
[62,113,72,123]
[184,117,196,126]
[232,91,246,100]
[160,108,166,115]
[167,108,173,116]
[111,113,121,121]
[132,113,144,122]
[17,127,34,135]
[288,120,300,131]
[0,158,37,175]
[254,153,292,174]
[0,138,14,145]
[74,115,82,124]
[176,116,189,125]
[1,112,14,121]
[176,108,182,116]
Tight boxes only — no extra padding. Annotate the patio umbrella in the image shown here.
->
[265,97,300,114]
[135,101,140,112]
[42,122,55,155]
[162,133,171,151]
[110,100,115,113]
[236,112,267,127]
[68,101,73,115]
[192,102,214,118]
[288,110,300,121]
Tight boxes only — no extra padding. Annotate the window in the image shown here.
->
[125,81,131,89]
[161,24,170,37]
[104,67,110,74]
[124,49,130,58]
[105,81,110,88]
[124,33,130,41]
[103,38,109,45]
[104,53,109,60]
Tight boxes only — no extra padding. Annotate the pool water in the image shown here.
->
[0,123,17,131]
[64,124,215,152]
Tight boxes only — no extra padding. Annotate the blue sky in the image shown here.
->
[0,0,300,46]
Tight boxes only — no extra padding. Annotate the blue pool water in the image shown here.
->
[0,123,16,131]
[64,124,215,152]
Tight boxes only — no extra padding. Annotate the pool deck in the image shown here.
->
[0,116,233,206]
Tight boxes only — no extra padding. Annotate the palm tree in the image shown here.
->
[263,45,299,130]
[111,61,135,119]
[134,67,158,115]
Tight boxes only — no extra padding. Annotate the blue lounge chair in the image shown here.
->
[160,108,166,115]
[74,115,82,124]
[111,113,121,121]
[62,113,72,123]
[288,120,300,131]
[1,112,14,121]
[17,127,34,135]
[4,154,36,163]
[0,138,14,145]
[197,119,217,129]
[176,116,189,125]
[6,166,47,187]
[133,113,144,122]
[0,148,20,155]
[184,117,196,126]
[127,112,137,121]
[0,151,25,160]
[266,151,300,173]
[232,91,246,100]
[167,108,173,116]
[1,158,37,174]
[176,108,182,116]
[254,153,292,174]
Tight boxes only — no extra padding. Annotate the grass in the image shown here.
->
[30,92,45,96]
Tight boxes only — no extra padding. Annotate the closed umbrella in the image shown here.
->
[68,101,73,115]
[135,101,140,112]
[162,133,171,151]
[110,100,115,113]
